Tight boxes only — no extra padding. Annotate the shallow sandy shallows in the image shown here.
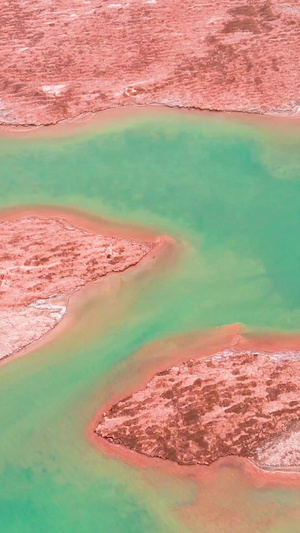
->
[0,210,163,362]
[96,327,300,471]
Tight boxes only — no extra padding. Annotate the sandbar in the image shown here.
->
[0,206,172,363]
[91,325,300,488]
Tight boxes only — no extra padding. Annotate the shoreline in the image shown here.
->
[0,205,178,366]
[0,204,159,241]
[88,324,300,489]
[1,104,300,141]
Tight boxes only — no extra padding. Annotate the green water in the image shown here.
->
[1,112,300,532]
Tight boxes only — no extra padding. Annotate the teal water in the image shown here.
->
[1,112,300,532]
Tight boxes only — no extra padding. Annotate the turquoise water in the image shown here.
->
[1,112,300,532]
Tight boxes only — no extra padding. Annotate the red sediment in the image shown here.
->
[0,206,168,362]
[94,326,300,477]
[0,1,299,127]
[1,106,300,142]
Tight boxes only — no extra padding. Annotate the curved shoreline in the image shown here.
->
[89,324,300,488]
[0,205,159,241]
[0,206,177,365]
[0,105,300,141]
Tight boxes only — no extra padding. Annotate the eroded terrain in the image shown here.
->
[1,0,299,126]
[0,215,154,360]
[97,345,300,468]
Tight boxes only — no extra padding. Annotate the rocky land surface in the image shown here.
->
[97,347,300,469]
[0,216,154,361]
[1,0,299,126]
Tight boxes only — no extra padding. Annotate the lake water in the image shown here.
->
[1,110,300,532]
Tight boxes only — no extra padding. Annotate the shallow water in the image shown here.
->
[1,111,300,532]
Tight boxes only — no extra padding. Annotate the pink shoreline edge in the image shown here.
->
[88,324,300,489]
[0,205,176,366]
[0,105,300,141]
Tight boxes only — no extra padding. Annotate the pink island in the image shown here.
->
[94,325,300,474]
